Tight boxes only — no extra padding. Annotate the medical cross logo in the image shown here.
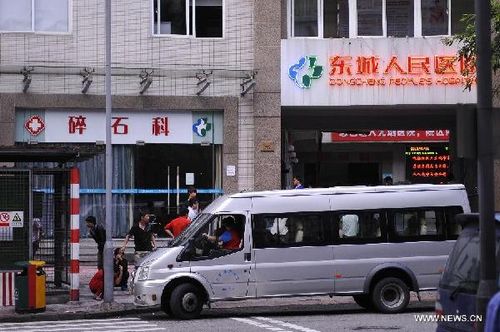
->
[288,55,324,89]
[192,118,212,137]
[24,115,45,136]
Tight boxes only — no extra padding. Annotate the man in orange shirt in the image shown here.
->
[164,208,191,238]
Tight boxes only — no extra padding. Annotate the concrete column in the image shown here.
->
[253,0,282,190]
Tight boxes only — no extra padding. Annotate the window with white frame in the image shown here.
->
[292,0,349,38]
[421,0,449,35]
[0,0,69,33]
[290,0,472,38]
[153,0,223,37]
[357,0,383,36]
[386,0,414,37]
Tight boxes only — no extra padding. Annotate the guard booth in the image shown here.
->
[0,146,83,304]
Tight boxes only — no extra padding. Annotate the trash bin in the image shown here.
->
[14,260,46,313]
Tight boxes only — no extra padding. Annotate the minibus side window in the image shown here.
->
[444,206,465,240]
[333,211,386,244]
[187,214,245,260]
[389,208,445,242]
[252,212,328,248]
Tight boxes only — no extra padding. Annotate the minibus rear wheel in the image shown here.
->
[353,294,373,309]
[169,283,204,319]
[371,277,410,313]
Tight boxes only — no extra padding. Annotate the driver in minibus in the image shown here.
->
[202,216,241,250]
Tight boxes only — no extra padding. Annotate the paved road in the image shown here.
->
[0,307,438,332]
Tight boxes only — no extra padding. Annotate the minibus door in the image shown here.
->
[189,212,254,300]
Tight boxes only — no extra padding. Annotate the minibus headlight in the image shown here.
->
[137,266,150,281]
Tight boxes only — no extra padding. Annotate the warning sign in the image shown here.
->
[0,211,24,228]
[11,212,23,228]
[0,212,10,227]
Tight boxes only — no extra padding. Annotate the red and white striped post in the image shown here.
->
[0,271,15,306]
[69,167,80,301]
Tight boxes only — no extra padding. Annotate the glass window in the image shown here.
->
[422,0,449,36]
[335,212,383,241]
[386,0,414,37]
[451,0,474,35]
[294,0,318,37]
[0,0,32,31]
[184,214,245,259]
[357,0,383,36]
[154,0,222,37]
[445,206,464,239]
[0,0,69,32]
[253,213,327,248]
[392,209,444,239]
[439,227,480,293]
[35,0,69,32]
[155,0,187,35]
[324,0,349,38]
[194,0,223,37]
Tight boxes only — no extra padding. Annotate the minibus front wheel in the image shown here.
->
[371,277,410,313]
[353,294,373,309]
[169,283,204,319]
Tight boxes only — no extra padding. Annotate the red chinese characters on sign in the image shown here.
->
[356,56,380,75]
[112,117,129,135]
[68,115,87,134]
[330,130,449,143]
[329,56,353,75]
[328,54,476,87]
[152,117,169,136]
[24,115,45,136]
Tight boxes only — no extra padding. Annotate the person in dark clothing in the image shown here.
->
[121,211,156,264]
[86,215,106,269]
[113,247,129,291]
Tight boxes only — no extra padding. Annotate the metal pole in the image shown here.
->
[474,0,496,328]
[176,166,180,214]
[167,166,170,214]
[103,0,114,303]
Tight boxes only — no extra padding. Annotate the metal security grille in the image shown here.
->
[32,169,71,288]
[0,169,30,269]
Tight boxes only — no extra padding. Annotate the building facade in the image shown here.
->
[0,0,281,236]
[280,0,500,210]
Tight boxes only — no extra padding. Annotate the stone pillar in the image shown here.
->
[253,0,282,190]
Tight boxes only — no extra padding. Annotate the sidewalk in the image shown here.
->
[0,261,437,323]
[0,265,161,323]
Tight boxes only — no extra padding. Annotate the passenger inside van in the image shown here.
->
[402,214,419,236]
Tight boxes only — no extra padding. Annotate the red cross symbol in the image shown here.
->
[24,115,45,136]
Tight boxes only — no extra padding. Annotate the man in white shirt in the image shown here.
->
[340,214,359,238]
[188,198,200,221]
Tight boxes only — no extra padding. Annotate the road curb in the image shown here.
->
[0,304,162,323]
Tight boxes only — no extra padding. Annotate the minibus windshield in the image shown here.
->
[169,213,212,247]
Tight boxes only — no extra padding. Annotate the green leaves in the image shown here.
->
[443,0,500,92]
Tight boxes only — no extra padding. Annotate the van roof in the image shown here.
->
[230,184,466,198]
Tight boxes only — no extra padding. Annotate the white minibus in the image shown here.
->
[132,184,470,319]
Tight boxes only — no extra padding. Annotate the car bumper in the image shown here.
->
[133,279,166,306]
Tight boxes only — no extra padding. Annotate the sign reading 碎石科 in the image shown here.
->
[15,110,223,144]
[282,38,477,106]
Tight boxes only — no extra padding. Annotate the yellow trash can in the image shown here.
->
[14,260,46,313]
